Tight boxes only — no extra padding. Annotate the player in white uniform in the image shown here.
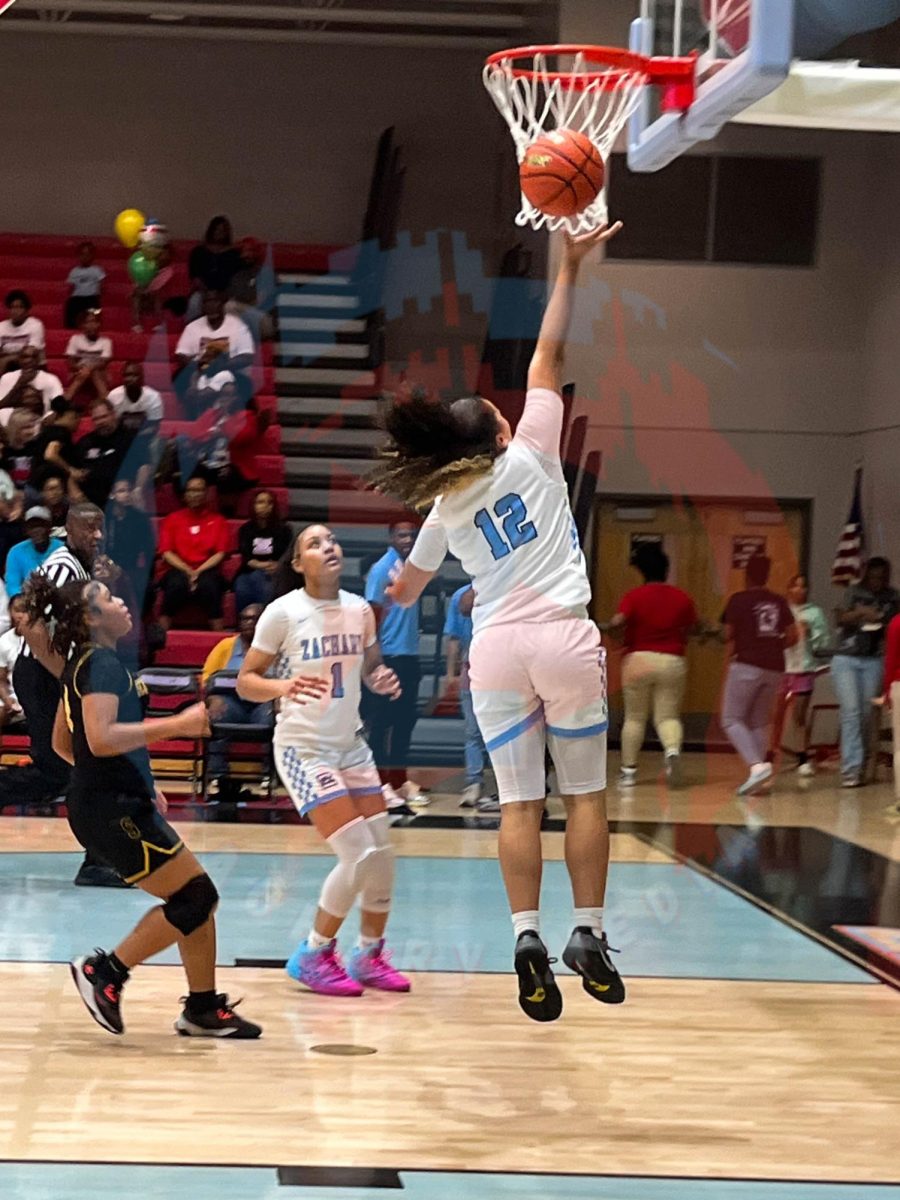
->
[373,227,624,1022]
[237,524,411,997]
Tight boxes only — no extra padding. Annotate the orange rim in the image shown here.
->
[484,43,695,91]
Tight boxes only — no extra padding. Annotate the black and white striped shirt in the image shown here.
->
[21,547,90,661]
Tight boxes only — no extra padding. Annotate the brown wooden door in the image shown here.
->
[592,499,807,742]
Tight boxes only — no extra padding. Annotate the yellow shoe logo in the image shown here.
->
[588,980,610,993]
[525,964,545,1004]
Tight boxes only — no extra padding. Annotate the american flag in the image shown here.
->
[831,467,864,586]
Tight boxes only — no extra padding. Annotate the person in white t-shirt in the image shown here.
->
[65,309,112,402]
[373,227,625,1024]
[65,241,106,329]
[0,594,25,726]
[107,361,163,500]
[174,290,254,400]
[0,347,62,422]
[0,292,46,373]
[238,524,411,999]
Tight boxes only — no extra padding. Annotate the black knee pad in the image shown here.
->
[163,873,219,936]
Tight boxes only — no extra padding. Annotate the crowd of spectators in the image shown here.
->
[0,215,278,641]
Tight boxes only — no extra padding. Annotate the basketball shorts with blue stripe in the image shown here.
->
[274,736,383,818]
[469,616,608,804]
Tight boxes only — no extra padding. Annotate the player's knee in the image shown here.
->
[163,873,219,936]
[359,843,395,913]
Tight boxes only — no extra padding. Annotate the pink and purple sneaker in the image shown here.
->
[347,940,411,993]
[285,939,364,997]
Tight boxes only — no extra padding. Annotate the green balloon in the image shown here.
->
[128,250,158,287]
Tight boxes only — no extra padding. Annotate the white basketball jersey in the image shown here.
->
[409,389,591,633]
[251,588,376,752]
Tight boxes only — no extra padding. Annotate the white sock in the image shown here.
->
[750,762,769,776]
[511,910,540,939]
[357,933,381,951]
[308,929,332,949]
[574,906,604,936]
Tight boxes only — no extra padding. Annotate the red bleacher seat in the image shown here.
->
[155,630,228,667]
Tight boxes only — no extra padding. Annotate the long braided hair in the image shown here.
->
[368,389,502,509]
[20,574,103,660]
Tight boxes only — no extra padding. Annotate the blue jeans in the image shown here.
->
[234,569,274,612]
[208,693,273,779]
[459,685,487,786]
[830,655,883,777]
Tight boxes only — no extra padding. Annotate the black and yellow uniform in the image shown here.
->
[62,646,183,884]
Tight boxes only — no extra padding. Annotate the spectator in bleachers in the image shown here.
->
[234,489,292,611]
[70,399,133,509]
[0,594,26,727]
[0,290,46,372]
[4,507,62,599]
[201,602,274,792]
[0,347,62,421]
[176,374,269,514]
[65,309,112,405]
[364,520,426,805]
[64,241,105,330]
[105,478,156,617]
[0,475,24,577]
[107,361,163,503]
[0,409,40,491]
[131,243,182,331]
[40,475,69,541]
[441,583,488,808]
[158,474,228,632]
[27,399,83,498]
[187,216,241,320]
[227,237,274,343]
[108,361,163,441]
[174,290,255,398]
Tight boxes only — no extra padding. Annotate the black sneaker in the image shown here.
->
[562,927,625,1005]
[174,995,262,1039]
[513,931,562,1023]
[73,860,132,889]
[70,951,125,1035]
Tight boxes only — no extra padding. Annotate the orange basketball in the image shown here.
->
[519,128,605,218]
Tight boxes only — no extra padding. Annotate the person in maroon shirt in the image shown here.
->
[720,553,797,796]
[608,543,699,789]
[157,476,229,631]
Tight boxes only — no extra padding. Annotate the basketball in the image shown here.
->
[519,128,605,218]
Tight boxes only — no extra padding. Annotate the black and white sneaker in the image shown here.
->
[70,951,125,1035]
[513,931,562,1023]
[562,927,625,1005]
[174,995,262,1039]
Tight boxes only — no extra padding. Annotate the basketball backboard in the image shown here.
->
[627,0,796,171]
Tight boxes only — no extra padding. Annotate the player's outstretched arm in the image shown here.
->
[527,223,622,395]
[363,643,401,698]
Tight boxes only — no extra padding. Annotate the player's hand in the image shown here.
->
[173,701,211,739]
[562,222,623,262]
[366,665,401,699]
[153,786,169,815]
[281,674,329,703]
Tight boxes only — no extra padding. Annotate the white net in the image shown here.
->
[483,48,650,233]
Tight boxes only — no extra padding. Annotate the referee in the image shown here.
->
[16,501,125,887]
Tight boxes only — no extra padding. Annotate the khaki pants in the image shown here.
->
[892,682,900,801]
[621,651,687,766]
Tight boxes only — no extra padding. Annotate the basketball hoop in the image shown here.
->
[484,43,696,232]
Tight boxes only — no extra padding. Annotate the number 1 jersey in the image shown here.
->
[409,388,591,634]
[250,588,377,753]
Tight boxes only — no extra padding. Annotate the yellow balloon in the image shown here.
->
[114,208,146,249]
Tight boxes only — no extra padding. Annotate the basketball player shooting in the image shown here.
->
[373,225,624,1022]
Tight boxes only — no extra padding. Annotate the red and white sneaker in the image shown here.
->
[70,951,124,1035]
[347,940,411,992]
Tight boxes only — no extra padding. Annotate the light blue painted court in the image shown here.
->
[0,852,870,983]
[1,1165,899,1200]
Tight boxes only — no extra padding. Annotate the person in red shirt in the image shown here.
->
[882,613,900,807]
[720,553,797,797]
[607,543,698,789]
[158,475,229,631]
